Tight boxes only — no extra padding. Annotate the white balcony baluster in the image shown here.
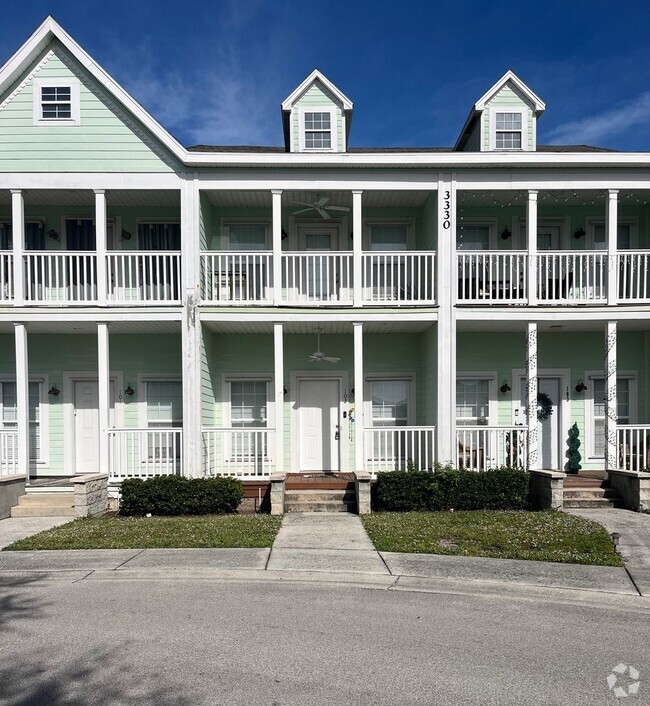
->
[282,252,352,305]
[108,428,182,480]
[0,430,18,477]
[107,252,181,304]
[200,252,272,304]
[538,252,607,303]
[618,252,650,303]
[362,252,436,304]
[617,425,650,472]
[202,428,274,478]
[456,252,527,303]
[456,426,528,471]
[24,252,98,304]
[363,426,435,475]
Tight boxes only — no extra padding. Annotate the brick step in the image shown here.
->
[11,492,75,517]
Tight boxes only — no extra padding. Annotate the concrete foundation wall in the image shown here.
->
[609,470,650,512]
[0,475,26,519]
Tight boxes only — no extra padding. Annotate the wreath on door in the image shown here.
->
[537,392,553,421]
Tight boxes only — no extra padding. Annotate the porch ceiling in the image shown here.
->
[0,320,181,334]
[204,189,431,209]
[203,320,434,334]
[0,189,179,207]
[457,188,649,208]
[457,319,650,333]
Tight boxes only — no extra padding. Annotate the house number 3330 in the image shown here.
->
[442,190,452,229]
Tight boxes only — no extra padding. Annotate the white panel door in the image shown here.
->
[74,380,100,473]
[520,376,561,469]
[298,379,340,471]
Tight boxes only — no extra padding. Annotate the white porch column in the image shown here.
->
[526,322,538,470]
[352,190,363,307]
[11,190,24,305]
[273,323,284,474]
[97,323,110,475]
[436,176,456,464]
[606,189,619,306]
[353,322,364,471]
[604,321,617,477]
[94,190,107,305]
[272,190,283,306]
[14,324,29,480]
[526,190,538,306]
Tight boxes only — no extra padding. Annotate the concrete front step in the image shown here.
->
[11,492,75,517]
[563,498,625,509]
[563,488,617,500]
[284,489,356,513]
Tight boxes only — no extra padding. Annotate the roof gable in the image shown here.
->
[475,70,545,113]
[281,69,353,111]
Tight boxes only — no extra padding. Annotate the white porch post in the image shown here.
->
[604,321,617,478]
[14,323,29,481]
[353,322,364,471]
[352,190,363,307]
[97,323,110,475]
[606,189,618,306]
[527,190,538,306]
[272,190,283,306]
[526,322,538,470]
[273,323,284,474]
[436,176,456,464]
[11,190,24,305]
[180,175,202,477]
[94,190,107,306]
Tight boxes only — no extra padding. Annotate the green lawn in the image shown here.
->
[361,511,623,566]
[3,515,282,551]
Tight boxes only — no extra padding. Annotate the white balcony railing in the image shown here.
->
[362,252,436,304]
[618,252,650,303]
[617,425,650,472]
[24,252,98,304]
[282,252,353,305]
[108,428,182,480]
[0,430,18,477]
[457,251,527,303]
[0,253,13,302]
[363,426,435,474]
[201,252,272,304]
[203,428,274,478]
[107,252,181,305]
[537,252,607,304]
[456,426,528,471]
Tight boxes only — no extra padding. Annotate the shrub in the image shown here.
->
[120,475,243,516]
[373,466,530,512]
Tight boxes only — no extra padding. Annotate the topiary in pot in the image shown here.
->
[566,422,582,474]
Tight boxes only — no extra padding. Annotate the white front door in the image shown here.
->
[73,379,115,474]
[298,378,340,471]
[520,376,561,469]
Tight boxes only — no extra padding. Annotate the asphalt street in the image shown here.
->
[1,573,647,705]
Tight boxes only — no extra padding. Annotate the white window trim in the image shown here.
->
[57,216,117,251]
[0,375,48,465]
[583,369,637,460]
[363,219,416,251]
[33,78,80,126]
[134,218,181,251]
[298,106,338,152]
[456,218,498,250]
[488,107,528,152]
[221,375,274,430]
[218,218,271,251]
[585,217,639,250]
[137,375,183,429]
[363,374,415,427]
[456,373,497,426]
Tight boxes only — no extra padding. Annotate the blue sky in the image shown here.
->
[3,1,650,150]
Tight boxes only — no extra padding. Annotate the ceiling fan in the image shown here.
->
[291,195,350,221]
[308,330,341,363]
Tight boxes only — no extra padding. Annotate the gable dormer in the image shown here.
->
[281,70,353,153]
[455,70,545,152]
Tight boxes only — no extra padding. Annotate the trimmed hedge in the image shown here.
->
[120,475,243,516]
[373,467,531,512]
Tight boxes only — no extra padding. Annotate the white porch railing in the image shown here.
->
[201,252,273,304]
[363,426,435,474]
[537,252,607,303]
[24,252,98,304]
[362,252,436,304]
[457,251,527,303]
[108,428,182,480]
[617,425,650,472]
[0,430,17,477]
[618,252,650,303]
[107,252,181,304]
[203,428,274,478]
[282,252,353,305]
[0,253,13,302]
[456,426,528,471]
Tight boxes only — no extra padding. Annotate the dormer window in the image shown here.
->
[33,79,80,126]
[491,108,527,150]
[299,107,336,151]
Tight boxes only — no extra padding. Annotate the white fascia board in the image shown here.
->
[474,70,546,113]
[281,69,353,111]
[455,308,650,323]
[0,172,182,190]
[0,16,187,163]
[200,310,438,324]
[0,310,182,323]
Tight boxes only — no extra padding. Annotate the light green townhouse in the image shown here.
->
[0,16,649,514]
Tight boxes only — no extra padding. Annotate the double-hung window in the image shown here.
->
[33,80,80,126]
[456,379,490,426]
[229,380,268,459]
[145,381,182,465]
[368,379,410,463]
[592,378,630,457]
[494,112,523,149]
[0,381,42,462]
[302,110,334,150]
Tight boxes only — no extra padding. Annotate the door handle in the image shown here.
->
[334,425,340,441]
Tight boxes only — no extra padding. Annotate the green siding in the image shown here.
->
[0,43,179,172]
[482,81,535,152]
[291,80,344,152]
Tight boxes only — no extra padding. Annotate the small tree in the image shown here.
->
[567,422,582,473]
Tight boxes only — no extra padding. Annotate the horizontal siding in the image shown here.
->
[291,80,344,152]
[483,82,535,151]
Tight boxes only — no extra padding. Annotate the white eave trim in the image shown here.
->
[281,69,353,111]
[474,70,546,113]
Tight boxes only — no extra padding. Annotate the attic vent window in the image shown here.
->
[304,111,332,149]
[495,112,523,149]
[33,79,80,126]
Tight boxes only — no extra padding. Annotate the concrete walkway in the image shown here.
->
[0,516,71,550]
[566,508,650,596]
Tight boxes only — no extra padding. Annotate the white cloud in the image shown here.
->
[545,91,650,144]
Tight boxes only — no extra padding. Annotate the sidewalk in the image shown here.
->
[0,516,70,550]
[0,512,646,601]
